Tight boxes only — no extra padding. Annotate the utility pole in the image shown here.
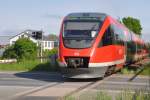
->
[40,31,43,63]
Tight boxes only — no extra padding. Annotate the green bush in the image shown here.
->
[14,38,37,60]
[2,38,37,61]
[2,45,17,59]
[43,48,58,57]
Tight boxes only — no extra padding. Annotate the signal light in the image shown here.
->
[32,31,43,40]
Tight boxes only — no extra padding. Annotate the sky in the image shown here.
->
[0,0,150,42]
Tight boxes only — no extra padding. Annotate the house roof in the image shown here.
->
[9,30,40,41]
[9,30,33,39]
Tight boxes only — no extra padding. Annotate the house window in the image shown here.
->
[54,42,58,47]
[45,41,47,47]
[51,42,54,48]
[48,42,51,47]
[21,35,24,38]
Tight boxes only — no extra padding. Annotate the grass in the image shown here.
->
[140,64,150,75]
[0,59,59,71]
[116,90,150,100]
[64,91,112,100]
[65,90,150,100]
[95,92,112,100]
[120,63,150,76]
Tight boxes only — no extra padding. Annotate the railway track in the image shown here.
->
[12,73,123,100]
[13,78,101,100]
[5,74,150,100]
[2,58,149,100]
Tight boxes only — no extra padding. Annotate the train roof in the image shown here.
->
[65,12,107,21]
[64,12,145,44]
[108,16,144,44]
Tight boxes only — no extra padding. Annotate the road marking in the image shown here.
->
[11,82,59,99]
[71,75,113,97]
[11,82,94,100]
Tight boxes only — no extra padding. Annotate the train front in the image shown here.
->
[58,13,107,78]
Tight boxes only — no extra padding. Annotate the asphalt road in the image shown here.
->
[0,72,63,100]
[0,72,149,100]
[0,72,93,100]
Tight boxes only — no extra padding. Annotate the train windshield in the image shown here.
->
[63,21,101,39]
[63,20,102,49]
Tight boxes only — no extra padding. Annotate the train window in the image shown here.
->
[111,24,125,46]
[127,31,132,41]
[137,43,142,53]
[63,21,100,38]
[98,25,114,47]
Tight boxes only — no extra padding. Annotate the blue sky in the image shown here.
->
[0,0,150,42]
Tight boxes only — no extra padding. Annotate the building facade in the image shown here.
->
[9,31,37,45]
[42,40,58,50]
[9,30,58,50]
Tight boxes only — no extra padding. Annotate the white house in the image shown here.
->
[9,30,58,50]
[9,31,37,45]
[42,40,55,50]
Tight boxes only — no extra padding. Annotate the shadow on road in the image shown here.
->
[14,71,102,83]
[14,71,64,82]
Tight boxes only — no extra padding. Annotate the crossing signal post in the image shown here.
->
[32,31,42,40]
[36,31,42,40]
[39,31,43,63]
[31,31,43,63]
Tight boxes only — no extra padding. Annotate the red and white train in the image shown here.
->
[58,13,148,78]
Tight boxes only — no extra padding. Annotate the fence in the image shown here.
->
[0,59,17,64]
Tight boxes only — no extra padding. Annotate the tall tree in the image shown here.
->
[122,17,142,35]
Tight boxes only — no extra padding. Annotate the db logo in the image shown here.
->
[74,52,79,56]
[118,49,123,55]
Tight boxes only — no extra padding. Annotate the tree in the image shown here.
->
[14,38,37,60]
[122,17,142,35]
[3,38,37,60]
[2,45,17,59]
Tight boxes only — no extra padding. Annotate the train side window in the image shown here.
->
[98,25,114,47]
[111,24,125,46]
